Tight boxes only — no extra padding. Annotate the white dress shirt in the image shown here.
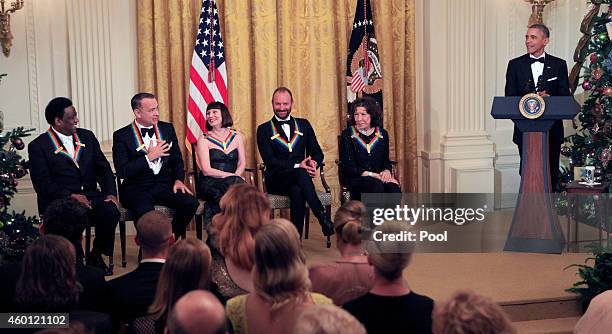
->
[274,115,292,139]
[530,53,545,89]
[135,122,163,175]
[55,130,75,158]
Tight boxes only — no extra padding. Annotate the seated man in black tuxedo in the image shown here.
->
[109,210,174,325]
[505,23,570,191]
[0,198,110,313]
[28,97,119,273]
[112,93,199,237]
[256,87,334,236]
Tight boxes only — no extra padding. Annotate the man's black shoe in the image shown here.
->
[320,216,335,237]
[87,253,112,276]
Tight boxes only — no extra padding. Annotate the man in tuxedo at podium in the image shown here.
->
[256,87,334,237]
[113,93,199,237]
[28,97,120,273]
[505,23,570,191]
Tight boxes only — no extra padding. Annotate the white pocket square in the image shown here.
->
[547,77,558,81]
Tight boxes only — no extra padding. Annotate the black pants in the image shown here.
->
[120,183,199,237]
[266,168,325,235]
[348,176,402,201]
[87,195,120,256]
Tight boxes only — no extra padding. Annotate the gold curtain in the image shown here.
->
[136,0,418,198]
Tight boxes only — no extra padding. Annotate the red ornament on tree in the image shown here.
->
[10,138,25,151]
[590,52,599,63]
[603,87,612,96]
[592,67,604,81]
[582,80,593,90]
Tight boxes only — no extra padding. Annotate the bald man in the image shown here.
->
[109,211,175,324]
[165,290,227,334]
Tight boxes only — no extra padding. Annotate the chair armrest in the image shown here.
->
[389,160,399,179]
[257,163,267,192]
[244,167,257,186]
[319,162,331,193]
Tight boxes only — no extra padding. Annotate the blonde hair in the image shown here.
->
[333,200,365,245]
[432,290,515,334]
[253,219,311,311]
[212,183,270,270]
[294,304,366,334]
[366,221,414,281]
[149,238,212,322]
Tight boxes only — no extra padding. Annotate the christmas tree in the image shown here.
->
[0,74,40,263]
[561,2,612,188]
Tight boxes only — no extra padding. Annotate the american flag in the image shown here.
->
[187,0,228,143]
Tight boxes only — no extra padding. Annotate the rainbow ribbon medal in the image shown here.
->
[130,121,164,153]
[269,119,302,152]
[350,126,382,154]
[46,128,86,168]
[206,129,237,151]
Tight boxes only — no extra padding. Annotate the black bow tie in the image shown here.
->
[530,57,545,64]
[140,127,155,138]
[277,120,291,126]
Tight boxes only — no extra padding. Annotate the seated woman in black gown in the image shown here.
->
[339,97,400,200]
[196,102,246,223]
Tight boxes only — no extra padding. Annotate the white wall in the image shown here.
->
[2,0,138,215]
[416,0,588,203]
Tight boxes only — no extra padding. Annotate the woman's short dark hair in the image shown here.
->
[15,235,82,311]
[348,97,383,128]
[205,101,233,131]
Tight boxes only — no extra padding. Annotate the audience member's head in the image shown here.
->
[136,210,175,259]
[366,221,414,282]
[165,290,227,334]
[333,200,365,248]
[41,198,89,243]
[149,238,212,322]
[15,235,82,311]
[253,218,310,311]
[432,290,515,334]
[294,304,366,334]
[212,183,270,270]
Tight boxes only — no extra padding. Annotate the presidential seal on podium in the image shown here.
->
[519,93,545,119]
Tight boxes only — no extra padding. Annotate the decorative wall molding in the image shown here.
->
[25,0,39,130]
[66,0,116,140]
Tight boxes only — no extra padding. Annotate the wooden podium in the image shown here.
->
[491,96,580,253]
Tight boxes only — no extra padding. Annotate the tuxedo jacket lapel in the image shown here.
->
[47,129,82,170]
[521,56,536,93]
[271,117,290,141]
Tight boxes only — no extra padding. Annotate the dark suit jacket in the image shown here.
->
[504,53,570,147]
[339,127,392,185]
[28,128,117,214]
[256,117,324,180]
[112,121,185,195]
[108,261,164,324]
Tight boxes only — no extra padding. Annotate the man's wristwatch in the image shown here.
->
[368,172,372,177]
